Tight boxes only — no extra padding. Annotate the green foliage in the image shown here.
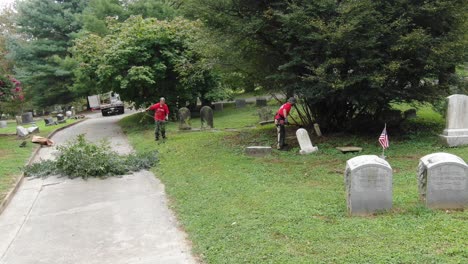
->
[182,0,468,131]
[24,134,159,179]
[72,16,223,109]
[120,103,468,264]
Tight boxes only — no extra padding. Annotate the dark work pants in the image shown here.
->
[155,121,166,139]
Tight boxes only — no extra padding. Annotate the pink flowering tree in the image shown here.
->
[0,75,25,118]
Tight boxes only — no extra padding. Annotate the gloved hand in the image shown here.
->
[165,116,169,121]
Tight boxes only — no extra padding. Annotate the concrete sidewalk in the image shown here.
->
[0,113,196,264]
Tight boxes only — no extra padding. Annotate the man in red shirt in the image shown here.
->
[275,97,296,149]
[146,97,170,140]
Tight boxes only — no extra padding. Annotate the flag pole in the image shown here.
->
[380,123,387,159]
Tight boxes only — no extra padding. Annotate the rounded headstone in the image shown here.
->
[200,106,214,129]
[178,107,192,130]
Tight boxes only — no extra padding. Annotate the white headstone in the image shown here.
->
[66,110,72,117]
[0,121,7,128]
[296,128,318,154]
[345,155,393,216]
[313,123,322,137]
[439,94,468,147]
[16,126,29,137]
[27,126,40,134]
[418,152,468,209]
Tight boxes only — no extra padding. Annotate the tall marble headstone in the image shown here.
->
[440,94,468,147]
[200,106,214,129]
[296,128,318,154]
[418,152,468,209]
[178,107,192,130]
[235,99,246,108]
[345,155,393,216]
[21,112,33,124]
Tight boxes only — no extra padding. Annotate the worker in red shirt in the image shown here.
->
[274,97,296,149]
[145,97,170,140]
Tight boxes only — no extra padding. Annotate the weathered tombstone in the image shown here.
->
[313,123,322,137]
[56,114,66,123]
[439,94,468,147]
[27,126,39,134]
[235,99,246,108]
[71,106,76,116]
[44,117,56,126]
[178,107,192,130]
[0,121,7,128]
[418,152,468,209]
[256,98,267,107]
[296,128,318,154]
[16,126,29,137]
[213,103,224,111]
[245,146,272,157]
[345,155,393,216]
[65,110,72,118]
[21,112,34,124]
[257,107,273,122]
[15,115,22,125]
[404,108,417,119]
[200,106,214,129]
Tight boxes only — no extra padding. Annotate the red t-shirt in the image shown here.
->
[149,103,170,121]
[275,102,292,119]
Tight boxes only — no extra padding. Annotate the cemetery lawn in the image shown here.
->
[0,119,78,202]
[120,105,468,263]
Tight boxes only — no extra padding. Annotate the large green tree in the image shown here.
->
[11,0,88,107]
[182,0,468,131]
[72,16,222,109]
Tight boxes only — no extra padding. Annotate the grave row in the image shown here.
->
[346,153,467,216]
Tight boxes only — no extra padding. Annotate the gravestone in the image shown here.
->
[178,107,192,130]
[296,128,318,154]
[44,118,57,126]
[256,98,267,107]
[439,94,468,147]
[213,103,223,111]
[0,121,7,128]
[56,114,66,123]
[15,116,22,125]
[71,106,76,116]
[21,112,34,124]
[345,155,393,216]
[16,126,29,137]
[235,99,246,108]
[257,107,273,122]
[313,123,322,137]
[404,108,417,119]
[245,146,272,157]
[418,152,468,209]
[66,110,72,118]
[200,106,214,129]
[27,126,39,134]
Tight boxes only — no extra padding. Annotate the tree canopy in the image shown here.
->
[72,16,222,109]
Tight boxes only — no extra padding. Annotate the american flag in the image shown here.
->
[379,125,389,149]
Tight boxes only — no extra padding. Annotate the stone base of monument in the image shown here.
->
[299,146,318,155]
[27,126,40,134]
[336,147,363,154]
[439,129,468,147]
[245,146,272,157]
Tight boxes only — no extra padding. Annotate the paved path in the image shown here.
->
[0,113,197,264]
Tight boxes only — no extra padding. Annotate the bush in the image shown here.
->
[24,134,158,179]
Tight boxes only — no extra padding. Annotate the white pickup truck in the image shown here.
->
[88,92,124,116]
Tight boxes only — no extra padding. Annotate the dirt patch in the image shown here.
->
[0,149,11,158]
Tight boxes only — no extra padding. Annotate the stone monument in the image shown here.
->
[256,98,267,107]
[235,99,246,108]
[296,128,318,154]
[439,94,468,147]
[178,107,192,130]
[418,152,468,209]
[56,114,66,123]
[0,121,7,128]
[15,115,22,125]
[200,106,214,129]
[345,155,393,216]
[27,126,39,134]
[21,112,34,124]
[16,126,29,137]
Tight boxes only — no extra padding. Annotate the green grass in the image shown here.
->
[120,105,468,263]
[0,119,78,201]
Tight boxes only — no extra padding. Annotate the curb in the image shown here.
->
[0,118,88,216]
